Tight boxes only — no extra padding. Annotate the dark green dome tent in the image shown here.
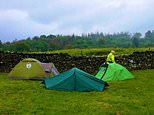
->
[45,68,106,91]
[95,63,134,82]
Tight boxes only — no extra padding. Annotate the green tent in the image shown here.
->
[8,58,59,80]
[95,63,134,82]
[45,67,106,91]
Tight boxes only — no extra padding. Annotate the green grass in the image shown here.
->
[0,70,154,115]
[28,47,154,56]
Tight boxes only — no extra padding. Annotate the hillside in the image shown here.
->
[1,31,154,52]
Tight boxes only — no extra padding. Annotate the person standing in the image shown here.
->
[106,50,116,63]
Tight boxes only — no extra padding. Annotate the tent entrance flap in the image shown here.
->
[95,65,108,80]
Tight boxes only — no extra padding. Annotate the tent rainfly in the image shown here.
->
[45,67,106,91]
[8,58,59,80]
[95,63,134,82]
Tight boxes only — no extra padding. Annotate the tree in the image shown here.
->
[151,30,154,42]
[144,30,154,46]
[0,40,2,49]
[133,32,142,38]
[145,30,152,39]
[26,37,31,40]
[40,35,47,38]
[97,38,105,47]
[132,37,139,47]
[64,44,74,49]
[47,34,56,39]
[32,36,39,40]
[132,33,141,47]
[14,42,30,52]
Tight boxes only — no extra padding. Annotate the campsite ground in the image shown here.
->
[0,69,154,115]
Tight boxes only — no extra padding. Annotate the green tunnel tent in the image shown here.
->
[45,67,106,91]
[95,63,134,82]
[8,58,59,80]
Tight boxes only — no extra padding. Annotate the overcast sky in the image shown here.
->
[0,0,154,42]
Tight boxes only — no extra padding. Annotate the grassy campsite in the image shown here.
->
[1,0,154,114]
[0,69,154,115]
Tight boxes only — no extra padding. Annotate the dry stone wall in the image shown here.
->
[0,51,154,74]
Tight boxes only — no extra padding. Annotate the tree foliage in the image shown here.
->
[1,30,154,52]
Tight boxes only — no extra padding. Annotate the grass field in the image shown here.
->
[0,69,154,115]
[29,47,154,56]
